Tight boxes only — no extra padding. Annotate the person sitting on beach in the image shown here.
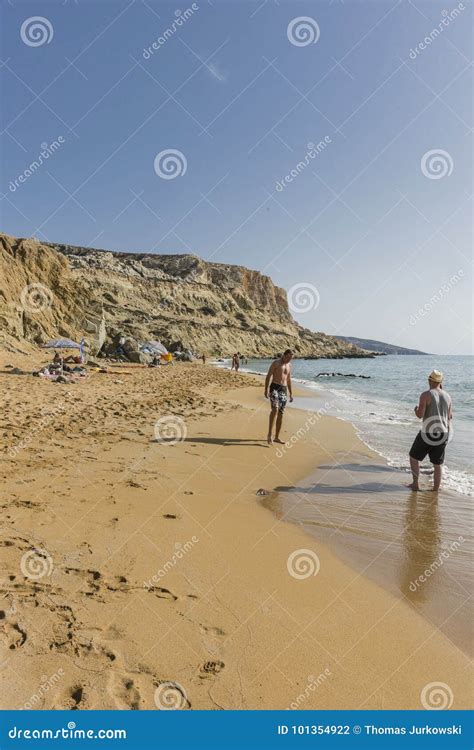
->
[50,353,63,371]
[264,349,293,445]
[408,370,452,492]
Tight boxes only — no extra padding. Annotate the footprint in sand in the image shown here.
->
[53,684,87,710]
[147,586,178,601]
[126,480,146,489]
[199,660,225,678]
[199,624,225,657]
[108,673,141,710]
[0,617,27,650]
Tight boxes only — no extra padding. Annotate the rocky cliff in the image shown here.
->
[0,233,371,359]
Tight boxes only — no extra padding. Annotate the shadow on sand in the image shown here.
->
[152,437,268,447]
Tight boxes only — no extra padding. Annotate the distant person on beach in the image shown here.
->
[202,354,206,365]
[265,350,293,444]
[232,353,240,372]
[408,370,452,492]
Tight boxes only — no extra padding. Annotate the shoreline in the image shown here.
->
[221,366,472,656]
[1,355,472,709]
[217,360,473,498]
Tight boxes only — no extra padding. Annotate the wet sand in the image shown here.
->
[0,354,472,710]
[266,457,473,657]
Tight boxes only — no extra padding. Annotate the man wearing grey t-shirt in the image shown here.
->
[409,370,453,492]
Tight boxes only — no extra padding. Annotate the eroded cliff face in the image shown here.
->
[0,233,369,358]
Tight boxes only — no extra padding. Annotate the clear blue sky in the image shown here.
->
[1,0,472,354]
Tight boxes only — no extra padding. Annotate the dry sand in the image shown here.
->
[0,355,471,710]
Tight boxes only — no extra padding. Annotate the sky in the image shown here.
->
[0,0,472,354]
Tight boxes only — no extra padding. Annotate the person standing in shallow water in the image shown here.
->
[408,370,453,492]
[264,350,293,445]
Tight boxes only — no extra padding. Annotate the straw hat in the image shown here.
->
[428,369,443,383]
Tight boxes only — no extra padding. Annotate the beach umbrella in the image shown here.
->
[42,338,81,349]
[140,340,168,355]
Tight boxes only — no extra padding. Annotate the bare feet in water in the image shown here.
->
[406,482,420,491]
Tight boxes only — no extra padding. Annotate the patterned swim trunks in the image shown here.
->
[269,383,288,413]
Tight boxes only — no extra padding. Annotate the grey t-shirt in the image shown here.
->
[423,388,452,435]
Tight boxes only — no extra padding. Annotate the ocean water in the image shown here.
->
[234,355,473,496]
[213,354,473,651]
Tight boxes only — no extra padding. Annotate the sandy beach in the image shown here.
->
[0,356,472,711]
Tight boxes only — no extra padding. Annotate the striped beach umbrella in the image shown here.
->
[42,338,81,349]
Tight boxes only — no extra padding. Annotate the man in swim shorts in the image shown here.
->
[408,369,453,492]
[264,350,293,444]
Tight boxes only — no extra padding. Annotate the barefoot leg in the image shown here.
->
[433,464,442,492]
[267,408,277,444]
[275,411,284,442]
[408,456,420,490]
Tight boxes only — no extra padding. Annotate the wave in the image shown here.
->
[211,360,473,496]
[350,428,474,497]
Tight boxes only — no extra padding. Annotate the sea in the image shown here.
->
[213,354,473,652]
[235,354,473,497]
